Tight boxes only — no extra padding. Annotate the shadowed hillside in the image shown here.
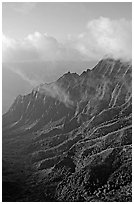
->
[2,58,132,202]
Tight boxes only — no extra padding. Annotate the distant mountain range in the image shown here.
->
[2,58,132,202]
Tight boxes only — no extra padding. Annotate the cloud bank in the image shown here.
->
[76,17,132,61]
[3,17,132,64]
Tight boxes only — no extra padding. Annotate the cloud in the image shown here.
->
[2,32,83,62]
[2,17,132,64]
[73,17,132,61]
[2,33,39,62]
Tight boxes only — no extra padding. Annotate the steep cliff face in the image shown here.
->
[2,58,132,201]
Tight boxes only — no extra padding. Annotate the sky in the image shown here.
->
[2,2,132,113]
[2,2,132,41]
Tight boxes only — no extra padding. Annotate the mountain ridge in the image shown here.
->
[2,57,132,201]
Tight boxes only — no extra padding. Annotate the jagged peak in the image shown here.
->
[58,71,79,81]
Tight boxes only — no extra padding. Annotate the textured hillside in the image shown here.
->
[2,58,132,201]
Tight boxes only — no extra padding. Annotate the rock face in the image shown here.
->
[2,58,132,202]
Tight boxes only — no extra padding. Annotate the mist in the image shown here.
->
[35,82,74,108]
